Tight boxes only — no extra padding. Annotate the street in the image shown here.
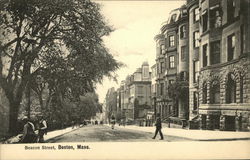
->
[46,125,192,142]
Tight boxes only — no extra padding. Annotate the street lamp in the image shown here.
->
[153,97,156,121]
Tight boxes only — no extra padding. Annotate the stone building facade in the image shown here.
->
[187,0,200,122]
[187,0,250,131]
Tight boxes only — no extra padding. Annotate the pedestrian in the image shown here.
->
[111,115,116,129]
[152,113,164,140]
[38,115,47,143]
[71,120,75,129]
[20,116,37,143]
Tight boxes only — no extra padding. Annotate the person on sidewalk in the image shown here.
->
[38,115,47,143]
[20,116,37,143]
[111,115,116,129]
[152,113,164,140]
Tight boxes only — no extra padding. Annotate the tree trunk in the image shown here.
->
[8,101,20,135]
[26,84,31,119]
[38,93,44,110]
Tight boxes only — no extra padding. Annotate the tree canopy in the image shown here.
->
[0,0,121,134]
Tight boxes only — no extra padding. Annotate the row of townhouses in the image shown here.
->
[105,0,250,131]
[105,62,153,124]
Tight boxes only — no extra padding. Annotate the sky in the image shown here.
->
[95,1,185,103]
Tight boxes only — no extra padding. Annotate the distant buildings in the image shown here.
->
[105,87,117,123]
[105,62,152,124]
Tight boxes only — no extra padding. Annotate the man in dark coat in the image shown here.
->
[38,115,47,143]
[152,113,164,140]
[20,116,37,143]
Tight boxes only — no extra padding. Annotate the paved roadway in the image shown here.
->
[46,125,192,142]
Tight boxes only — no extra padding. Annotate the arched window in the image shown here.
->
[210,80,220,104]
[226,73,236,103]
[202,83,207,104]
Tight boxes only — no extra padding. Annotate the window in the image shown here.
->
[202,10,208,32]
[169,80,174,85]
[241,25,244,55]
[160,83,164,96]
[210,7,222,28]
[169,35,175,47]
[160,62,165,73]
[160,45,165,55]
[169,56,175,68]
[210,41,220,64]
[157,63,159,75]
[193,31,200,48]
[138,86,143,94]
[193,92,198,110]
[181,46,186,61]
[226,73,236,103]
[180,25,186,38]
[202,83,207,104]
[193,61,199,83]
[203,44,208,67]
[180,71,187,81]
[210,80,220,104]
[194,7,199,22]
[227,0,235,22]
[170,14,177,23]
[137,96,143,104]
[228,34,235,61]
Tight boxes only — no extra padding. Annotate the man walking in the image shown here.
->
[152,113,164,140]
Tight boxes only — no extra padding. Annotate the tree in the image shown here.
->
[0,0,121,135]
[167,74,189,117]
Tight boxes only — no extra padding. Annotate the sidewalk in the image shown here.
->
[3,126,79,143]
[116,125,250,141]
[44,126,79,141]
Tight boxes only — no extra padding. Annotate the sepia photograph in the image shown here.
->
[0,0,250,159]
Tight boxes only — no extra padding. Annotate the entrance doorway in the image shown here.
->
[225,116,236,131]
[210,115,220,130]
[201,115,206,129]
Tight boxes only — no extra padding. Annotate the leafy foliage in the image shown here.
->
[167,74,189,103]
[0,0,121,134]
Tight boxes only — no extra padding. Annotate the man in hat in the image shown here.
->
[20,116,37,143]
[152,113,164,140]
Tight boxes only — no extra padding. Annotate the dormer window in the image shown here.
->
[170,14,177,23]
